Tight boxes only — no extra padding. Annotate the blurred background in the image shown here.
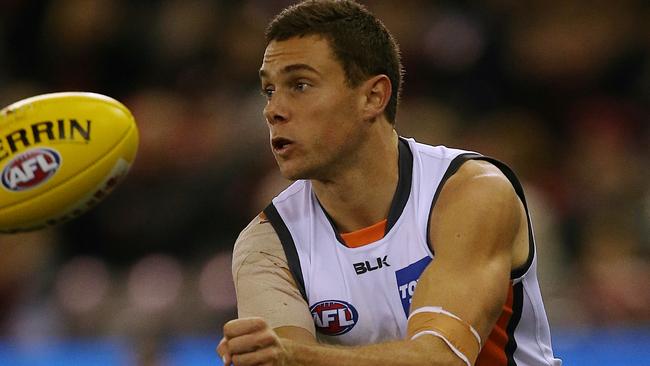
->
[0,0,648,365]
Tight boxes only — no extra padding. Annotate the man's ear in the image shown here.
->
[361,75,392,122]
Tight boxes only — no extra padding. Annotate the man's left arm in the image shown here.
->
[218,160,526,366]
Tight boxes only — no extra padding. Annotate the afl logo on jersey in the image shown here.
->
[1,148,61,191]
[310,300,358,336]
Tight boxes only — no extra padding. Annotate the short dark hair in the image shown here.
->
[266,0,403,124]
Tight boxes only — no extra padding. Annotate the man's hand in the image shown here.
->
[217,317,289,366]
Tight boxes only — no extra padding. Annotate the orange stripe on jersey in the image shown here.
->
[340,219,387,248]
[476,282,514,366]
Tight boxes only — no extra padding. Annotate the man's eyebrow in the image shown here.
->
[259,63,321,79]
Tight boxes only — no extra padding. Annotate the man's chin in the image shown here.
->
[279,170,305,181]
[278,163,312,181]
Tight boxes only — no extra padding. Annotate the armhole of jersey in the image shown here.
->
[473,157,535,280]
[426,153,482,255]
[505,281,525,364]
[426,155,535,279]
[263,203,308,302]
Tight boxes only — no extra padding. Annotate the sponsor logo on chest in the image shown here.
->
[353,255,390,275]
[395,256,432,316]
[310,300,359,336]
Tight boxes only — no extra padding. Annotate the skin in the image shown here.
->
[258,35,399,232]
[217,34,530,366]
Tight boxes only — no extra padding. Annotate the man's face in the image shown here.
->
[259,35,366,181]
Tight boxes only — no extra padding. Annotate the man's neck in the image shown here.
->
[311,130,399,233]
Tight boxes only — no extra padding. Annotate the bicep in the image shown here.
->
[410,161,524,341]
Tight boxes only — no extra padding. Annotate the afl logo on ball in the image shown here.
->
[310,300,358,336]
[1,148,61,191]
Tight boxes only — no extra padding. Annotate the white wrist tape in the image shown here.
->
[408,306,481,344]
[408,306,482,365]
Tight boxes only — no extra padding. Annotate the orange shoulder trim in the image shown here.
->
[259,211,268,223]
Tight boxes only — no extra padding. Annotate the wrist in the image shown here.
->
[279,338,294,366]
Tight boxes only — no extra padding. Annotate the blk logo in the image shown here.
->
[310,300,358,336]
[1,148,61,191]
[353,255,390,275]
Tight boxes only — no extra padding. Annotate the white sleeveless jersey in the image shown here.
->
[264,138,561,366]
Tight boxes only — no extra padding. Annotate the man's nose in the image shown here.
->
[263,95,289,125]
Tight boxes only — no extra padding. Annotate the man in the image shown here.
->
[218,1,562,365]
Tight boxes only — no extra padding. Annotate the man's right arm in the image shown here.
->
[231,214,316,343]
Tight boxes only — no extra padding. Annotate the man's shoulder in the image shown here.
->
[235,213,278,248]
[233,212,284,267]
[444,159,517,204]
[431,158,524,253]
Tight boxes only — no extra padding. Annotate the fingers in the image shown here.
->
[224,317,268,339]
[231,346,281,366]
[217,336,232,365]
[219,317,286,366]
[228,332,277,354]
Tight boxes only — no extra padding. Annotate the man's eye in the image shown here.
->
[294,82,309,92]
[261,88,275,98]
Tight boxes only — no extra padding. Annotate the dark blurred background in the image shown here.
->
[0,0,648,365]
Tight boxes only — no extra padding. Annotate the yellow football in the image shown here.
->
[0,92,138,233]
